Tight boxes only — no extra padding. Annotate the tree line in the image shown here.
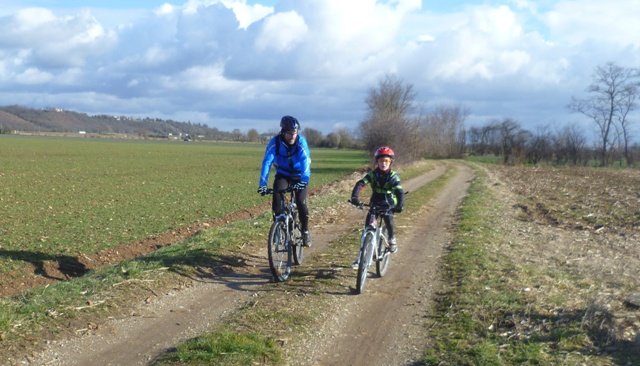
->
[4,61,638,168]
[357,63,640,167]
[242,127,359,149]
[466,118,639,167]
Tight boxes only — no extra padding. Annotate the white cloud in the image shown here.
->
[141,46,173,66]
[419,5,533,81]
[544,0,640,48]
[223,0,273,29]
[18,67,53,84]
[0,8,116,69]
[181,0,272,28]
[165,63,239,92]
[0,0,638,136]
[155,3,175,16]
[255,11,308,52]
[13,7,57,30]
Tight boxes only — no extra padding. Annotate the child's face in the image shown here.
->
[376,157,392,172]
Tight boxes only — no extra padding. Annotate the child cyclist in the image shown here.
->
[350,146,404,267]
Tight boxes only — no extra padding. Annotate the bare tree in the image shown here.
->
[247,128,260,142]
[324,132,340,148]
[569,62,640,166]
[468,126,481,155]
[617,79,639,165]
[526,125,553,165]
[632,142,640,167]
[468,125,498,156]
[554,124,587,165]
[359,74,417,161]
[231,128,243,141]
[302,127,324,147]
[497,118,525,165]
[334,128,358,148]
[422,104,468,158]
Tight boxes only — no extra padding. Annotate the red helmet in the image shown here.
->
[374,146,395,160]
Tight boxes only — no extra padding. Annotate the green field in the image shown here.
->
[0,136,367,268]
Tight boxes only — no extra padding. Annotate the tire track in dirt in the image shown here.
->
[306,163,474,366]
[24,163,453,366]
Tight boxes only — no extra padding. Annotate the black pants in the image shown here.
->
[272,175,309,232]
[365,212,395,239]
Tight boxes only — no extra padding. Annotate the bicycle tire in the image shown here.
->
[291,219,304,265]
[356,231,375,294]
[267,220,292,282]
[376,224,391,277]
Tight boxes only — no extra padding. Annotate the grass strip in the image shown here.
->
[422,167,639,365]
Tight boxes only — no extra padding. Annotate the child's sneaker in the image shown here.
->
[389,237,398,253]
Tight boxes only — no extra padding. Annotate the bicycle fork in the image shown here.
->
[274,214,292,252]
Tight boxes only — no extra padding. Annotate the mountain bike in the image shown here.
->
[265,186,304,282]
[351,202,394,294]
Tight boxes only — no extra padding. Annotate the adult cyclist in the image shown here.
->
[258,115,312,246]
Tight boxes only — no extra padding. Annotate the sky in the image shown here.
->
[0,0,639,137]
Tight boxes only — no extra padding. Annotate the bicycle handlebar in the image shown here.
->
[347,200,394,214]
[265,186,296,195]
[347,191,409,213]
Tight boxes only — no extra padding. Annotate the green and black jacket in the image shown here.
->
[351,168,404,209]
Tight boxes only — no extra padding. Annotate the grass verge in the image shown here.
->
[422,166,639,365]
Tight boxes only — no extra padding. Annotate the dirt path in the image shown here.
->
[303,163,474,365]
[25,162,473,366]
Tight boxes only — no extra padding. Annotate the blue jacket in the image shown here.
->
[259,134,311,187]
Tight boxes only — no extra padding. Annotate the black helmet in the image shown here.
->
[280,115,300,132]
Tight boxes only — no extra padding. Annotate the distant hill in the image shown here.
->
[0,105,236,140]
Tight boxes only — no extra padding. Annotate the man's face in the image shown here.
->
[283,130,298,144]
[377,157,392,171]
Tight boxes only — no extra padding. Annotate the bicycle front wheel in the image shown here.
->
[356,231,375,294]
[292,219,304,265]
[267,221,292,282]
[376,225,391,277]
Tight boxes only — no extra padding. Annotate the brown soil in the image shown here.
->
[14,161,473,366]
[485,165,640,350]
[0,203,273,298]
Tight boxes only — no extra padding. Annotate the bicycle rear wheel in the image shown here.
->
[267,221,292,282]
[356,231,375,294]
[376,225,391,277]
